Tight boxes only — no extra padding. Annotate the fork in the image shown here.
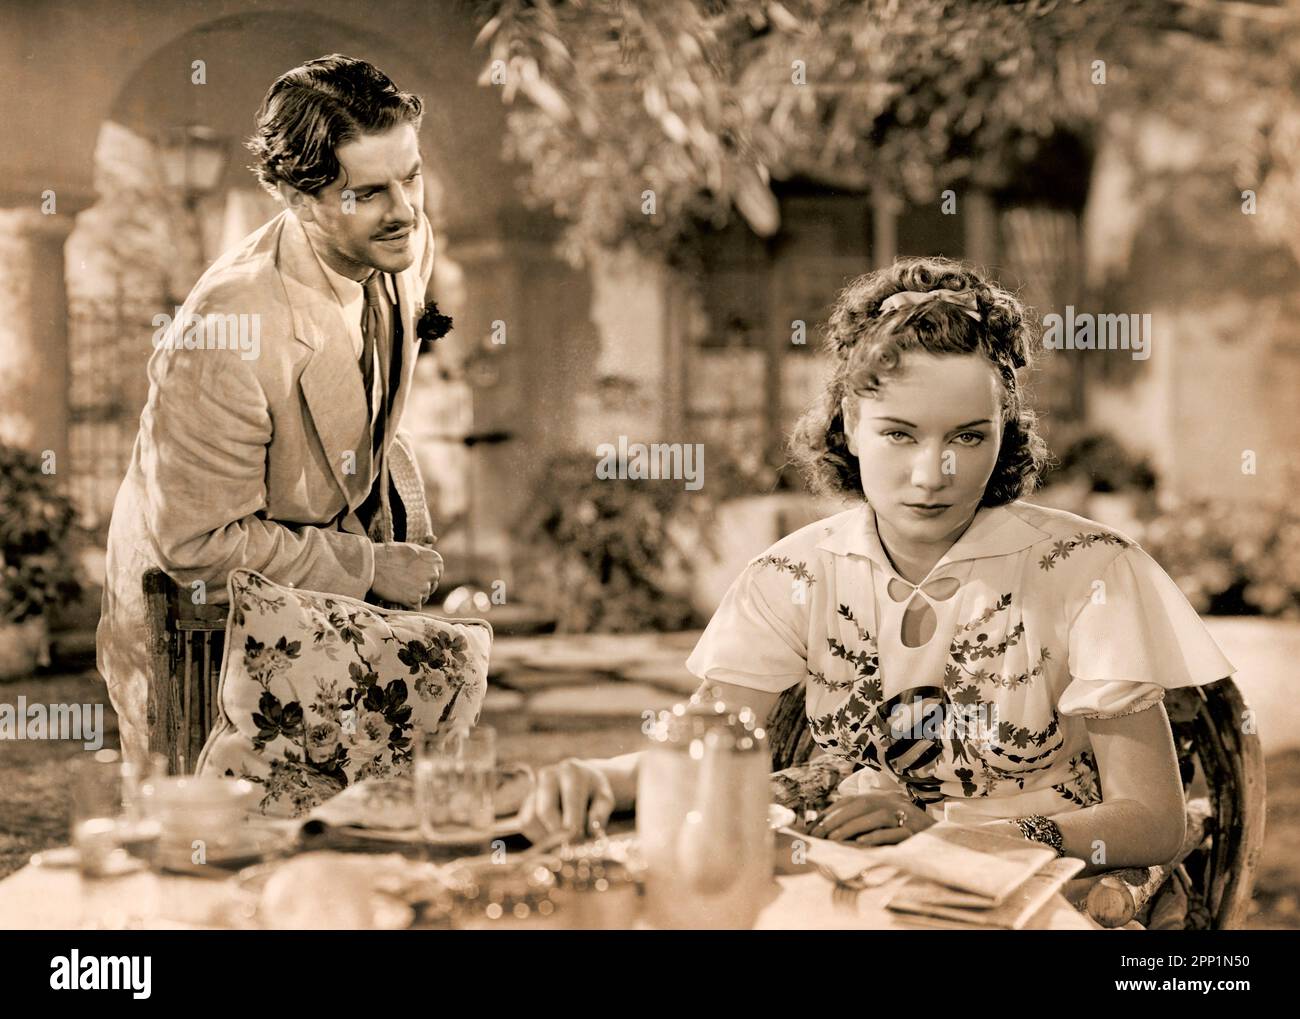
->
[813,862,864,909]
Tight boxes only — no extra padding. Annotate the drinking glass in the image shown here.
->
[71,750,166,928]
[414,726,497,852]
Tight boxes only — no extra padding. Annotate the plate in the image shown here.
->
[158,822,297,873]
[331,810,527,847]
[222,854,422,930]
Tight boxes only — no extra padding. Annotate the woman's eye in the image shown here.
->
[952,432,985,446]
[405,172,421,184]
[882,431,914,443]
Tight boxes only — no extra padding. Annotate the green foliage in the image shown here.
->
[475,0,1299,263]
[1042,428,1158,494]
[0,444,83,624]
[515,450,720,632]
[1144,497,1300,619]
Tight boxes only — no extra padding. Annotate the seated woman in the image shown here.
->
[525,256,1234,873]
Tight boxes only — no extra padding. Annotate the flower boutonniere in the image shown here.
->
[415,300,454,347]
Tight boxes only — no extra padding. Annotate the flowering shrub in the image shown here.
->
[1143,497,1300,619]
[0,444,82,624]
[515,450,727,632]
[1040,429,1158,494]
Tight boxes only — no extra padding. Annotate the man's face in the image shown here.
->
[288,122,423,279]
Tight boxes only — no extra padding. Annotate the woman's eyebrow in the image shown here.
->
[871,416,991,429]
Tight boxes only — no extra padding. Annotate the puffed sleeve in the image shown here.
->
[685,555,810,694]
[1059,544,1236,719]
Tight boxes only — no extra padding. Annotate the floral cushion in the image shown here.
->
[195,568,492,817]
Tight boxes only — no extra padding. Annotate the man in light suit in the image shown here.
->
[98,55,444,764]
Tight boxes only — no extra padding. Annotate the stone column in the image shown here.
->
[0,208,73,470]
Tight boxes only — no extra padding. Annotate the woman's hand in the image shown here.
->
[804,791,936,845]
[521,758,616,844]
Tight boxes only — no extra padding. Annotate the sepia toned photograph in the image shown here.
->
[0,0,1297,968]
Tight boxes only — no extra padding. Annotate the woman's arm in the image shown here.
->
[981,701,1187,875]
[587,680,785,811]
[526,680,785,840]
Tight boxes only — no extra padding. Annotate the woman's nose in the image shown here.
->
[910,447,950,491]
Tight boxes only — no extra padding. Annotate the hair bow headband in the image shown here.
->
[878,288,981,324]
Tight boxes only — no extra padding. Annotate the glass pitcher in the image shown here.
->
[636,695,773,928]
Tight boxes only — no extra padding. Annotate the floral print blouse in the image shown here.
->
[685,500,1235,824]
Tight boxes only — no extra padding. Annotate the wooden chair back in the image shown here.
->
[143,568,227,775]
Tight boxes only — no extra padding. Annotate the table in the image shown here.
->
[0,847,1099,930]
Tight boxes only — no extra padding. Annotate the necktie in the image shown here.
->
[360,272,385,425]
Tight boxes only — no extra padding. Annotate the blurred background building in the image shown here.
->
[2,0,1299,930]
[1,0,1297,634]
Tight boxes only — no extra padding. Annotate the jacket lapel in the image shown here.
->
[276,213,374,512]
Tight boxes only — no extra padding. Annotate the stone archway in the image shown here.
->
[61,12,490,529]
[3,2,518,455]
[5,1,600,579]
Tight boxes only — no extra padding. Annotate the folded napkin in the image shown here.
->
[799,833,900,884]
[309,766,536,832]
[311,778,418,830]
[874,821,1059,905]
[887,856,1085,929]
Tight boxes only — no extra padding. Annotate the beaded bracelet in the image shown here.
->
[1013,814,1066,857]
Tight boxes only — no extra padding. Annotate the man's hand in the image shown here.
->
[369,541,443,608]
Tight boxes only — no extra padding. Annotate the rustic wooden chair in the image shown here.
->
[143,567,228,775]
[139,440,435,772]
[766,677,1266,929]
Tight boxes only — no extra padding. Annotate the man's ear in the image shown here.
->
[841,395,860,456]
[278,181,315,222]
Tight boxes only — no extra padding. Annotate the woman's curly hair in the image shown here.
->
[788,256,1049,507]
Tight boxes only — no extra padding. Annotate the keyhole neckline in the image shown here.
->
[870,505,981,590]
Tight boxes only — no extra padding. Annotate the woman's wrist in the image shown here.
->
[1012,814,1066,857]
[589,751,641,812]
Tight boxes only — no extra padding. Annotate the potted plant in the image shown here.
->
[1036,428,1158,531]
[0,443,82,679]
[514,449,724,633]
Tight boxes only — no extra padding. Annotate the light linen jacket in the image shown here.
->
[97,209,436,763]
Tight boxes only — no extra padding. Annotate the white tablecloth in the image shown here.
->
[0,853,1098,930]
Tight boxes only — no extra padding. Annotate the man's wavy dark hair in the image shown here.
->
[247,54,423,196]
[788,256,1049,507]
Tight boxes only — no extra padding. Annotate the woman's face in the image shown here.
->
[843,350,1005,545]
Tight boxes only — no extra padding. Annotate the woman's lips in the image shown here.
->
[903,503,951,518]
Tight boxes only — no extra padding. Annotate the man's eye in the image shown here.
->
[405,172,421,184]
[357,192,377,202]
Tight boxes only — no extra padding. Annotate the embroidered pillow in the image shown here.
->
[195,568,492,817]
